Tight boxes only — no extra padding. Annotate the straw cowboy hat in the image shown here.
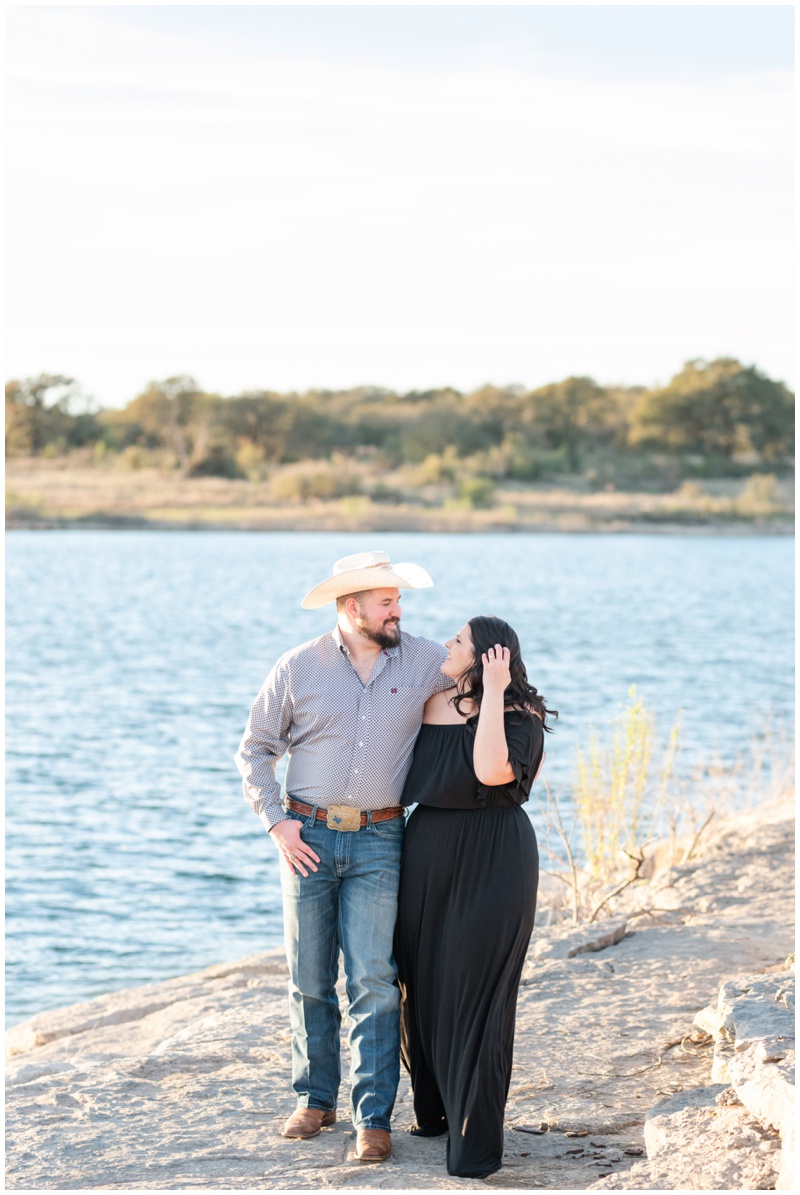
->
[301,550,434,610]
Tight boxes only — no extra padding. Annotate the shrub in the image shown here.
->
[368,481,404,504]
[675,480,704,502]
[575,687,680,881]
[409,448,460,485]
[235,442,268,481]
[457,476,495,508]
[339,495,372,517]
[118,446,147,470]
[270,461,362,502]
[188,445,240,478]
[737,473,778,514]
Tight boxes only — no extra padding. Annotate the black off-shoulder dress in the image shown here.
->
[394,711,542,1179]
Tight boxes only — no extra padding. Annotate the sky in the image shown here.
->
[5,3,795,408]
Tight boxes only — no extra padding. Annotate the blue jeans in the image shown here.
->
[279,803,404,1130]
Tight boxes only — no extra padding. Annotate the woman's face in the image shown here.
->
[441,622,475,680]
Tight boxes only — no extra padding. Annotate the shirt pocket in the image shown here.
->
[384,685,429,732]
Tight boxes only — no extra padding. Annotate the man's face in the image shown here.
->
[353,588,402,648]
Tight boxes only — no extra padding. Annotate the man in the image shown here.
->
[235,550,452,1163]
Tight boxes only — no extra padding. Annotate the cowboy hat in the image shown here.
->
[301,550,434,610]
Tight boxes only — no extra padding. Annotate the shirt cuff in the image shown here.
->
[260,807,289,834]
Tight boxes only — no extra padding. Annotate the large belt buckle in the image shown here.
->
[326,804,361,832]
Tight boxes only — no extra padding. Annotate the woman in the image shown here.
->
[394,615,556,1180]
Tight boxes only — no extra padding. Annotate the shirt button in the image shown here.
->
[354,769,359,774]
[361,716,366,720]
[358,741,363,747]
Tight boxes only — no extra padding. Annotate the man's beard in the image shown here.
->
[357,617,401,649]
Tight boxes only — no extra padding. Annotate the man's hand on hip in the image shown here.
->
[270,819,320,877]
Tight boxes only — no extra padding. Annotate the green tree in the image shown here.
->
[119,376,221,474]
[336,387,413,457]
[400,401,494,462]
[220,393,291,463]
[281,393,340,461]
[523,377,617,471]
[629,359,794,462]
[5,374,97,455]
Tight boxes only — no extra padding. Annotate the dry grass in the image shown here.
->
[5,458,794,533]
[537,696,795,927]
[575,686,680,880]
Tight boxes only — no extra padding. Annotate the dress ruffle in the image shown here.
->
[475,712,544,806]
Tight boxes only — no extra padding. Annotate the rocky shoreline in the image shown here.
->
[5,797,794,1190]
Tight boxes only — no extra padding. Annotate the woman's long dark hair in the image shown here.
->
[452,615,557,731]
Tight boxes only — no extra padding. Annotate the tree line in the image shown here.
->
[5,358,794,484]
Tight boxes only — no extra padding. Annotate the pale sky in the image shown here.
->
[5,3,795,408]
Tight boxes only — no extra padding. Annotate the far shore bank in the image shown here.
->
[6,459,794,535]
[7,513,795,534]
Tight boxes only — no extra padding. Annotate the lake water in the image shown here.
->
[5,530,794,1025]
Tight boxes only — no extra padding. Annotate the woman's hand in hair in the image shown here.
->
[481,644,511,696]
[473,644,515,785]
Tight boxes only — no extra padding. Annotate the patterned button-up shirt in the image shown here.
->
[235,627,452,831]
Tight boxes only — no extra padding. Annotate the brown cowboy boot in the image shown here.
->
[354,1127,392,1162]
[280,1107,336,1139]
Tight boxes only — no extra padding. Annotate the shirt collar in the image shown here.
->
[332,625,349,656]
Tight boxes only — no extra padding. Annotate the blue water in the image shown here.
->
[5,530,794,1025]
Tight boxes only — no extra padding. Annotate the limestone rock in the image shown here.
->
[693,970,795,1189]
[5,949,288,1067]
[5,799,794,1190]
[591,1085,781,1190]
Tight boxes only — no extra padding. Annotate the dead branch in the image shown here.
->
[543,783,581,926]
[588,846,646,922]
[539,867,575,888]
[679,808,717,865]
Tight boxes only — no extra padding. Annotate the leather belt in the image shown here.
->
[285,796,404,827]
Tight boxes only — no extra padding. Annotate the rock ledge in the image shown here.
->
[5,797,794,1190]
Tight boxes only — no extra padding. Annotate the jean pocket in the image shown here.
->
[369,814,406,839]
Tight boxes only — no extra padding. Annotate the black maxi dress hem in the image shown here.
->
[395,714,543,1180]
